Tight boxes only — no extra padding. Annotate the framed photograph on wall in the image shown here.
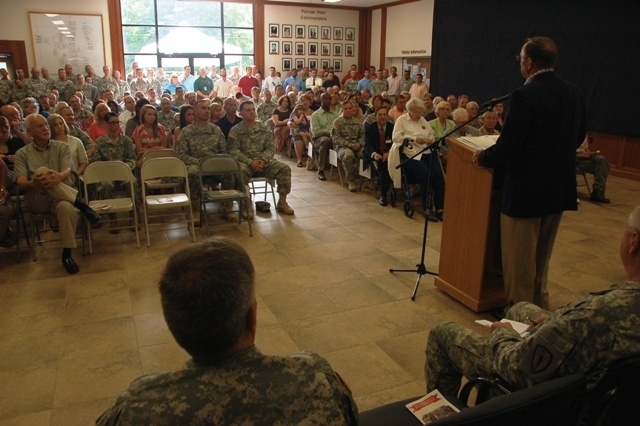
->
[269,41,279,55]
[282,41,292,55]
[282,58,292,71]
[321,59,330,70]
[295,42,305,56]
[333,59,342,72]
[345,27,355,41]
[309,26,318,39]
[345,44,354,57]
[308,42,318,56]
[334,27,343,40]
[308,59,318,70]
[321,43,331,57]
[321,26,331,40]
[295,25,305,39]
[269,24,279,38]
[333,43,342,57]
[295,58,305,70]
[282,24,292,38]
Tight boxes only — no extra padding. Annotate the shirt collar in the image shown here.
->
[525,68,554,85]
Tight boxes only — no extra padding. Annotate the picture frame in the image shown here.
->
[282,41,292,55]
[345,27,355,41]
[308,59,318,70]
[29,12,105,69]
[269,41,279,55]
[333,43,342,57]
[321,43,331,57]
[269,24,279,38]
[282,24,292,38]
[321,26,331,40]
[282,58,292,71]
[345,44,354,57]
[309,26,318,39]
[295,42,305,56]
[295,58,305,70]
[308,42,318,56]
[333,59,342,72]
[295,25,305,39]
[333,27,343,40]
[321,59,330,70]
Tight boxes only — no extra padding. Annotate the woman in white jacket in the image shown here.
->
[390,98,445,221]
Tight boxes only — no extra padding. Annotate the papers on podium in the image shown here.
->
[458,135,499,150]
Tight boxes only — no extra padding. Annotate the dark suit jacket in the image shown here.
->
[364,121,394,169]
[479,72,586,217]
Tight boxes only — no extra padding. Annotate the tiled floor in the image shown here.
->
[0,161,637,425]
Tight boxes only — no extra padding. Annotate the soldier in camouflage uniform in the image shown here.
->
[24,67,49,98]
[177,99,228,223]
[399,69,415,94]
[94,66,119,96]
[425,206,640,396]
[371,70,389,97]
[0,68,14,105]
[129,68,151,96]
[257,88,276,122]
[331,100,365,192]
[112,70,130,102]
[10,79,29,103]
[96,237,358,426]
[51,68,76,102]
[344,70,359,92]
[228,100,295,215]
[157,97,177,132]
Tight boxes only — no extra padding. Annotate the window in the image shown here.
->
[120,0,254,72]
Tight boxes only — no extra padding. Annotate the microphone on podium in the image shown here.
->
[482,94,510,108]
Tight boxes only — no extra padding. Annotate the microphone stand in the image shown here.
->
[389,102,497,301]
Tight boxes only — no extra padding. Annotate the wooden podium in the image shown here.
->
[434,137,506,312]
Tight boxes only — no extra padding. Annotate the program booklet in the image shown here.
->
[406,390,460,424]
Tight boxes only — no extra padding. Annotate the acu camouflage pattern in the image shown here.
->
[425,282,640,396]
[399,78,415,93]
[330,116,365,182]
[69,126,95,151]
[158,110,177,131]
[24,78,50,97]
[257,101,276,123]
[370,79,389,96]
[176,122,227,198]
[227,120,291,195]
[91,134,139,200]
[344,79,359,92]
[96,347,358,426]
[0,79,14,104]
[95,76,119,95]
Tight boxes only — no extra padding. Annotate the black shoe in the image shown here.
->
[589,193,611,204]
[426,211,439,222]
[0,229,17,248]
[82,207,101,225]
[489,308,506,321]
[437,211,444,221]
[316,171,326,181]
[379,195,388,206]
[62,256,80,274]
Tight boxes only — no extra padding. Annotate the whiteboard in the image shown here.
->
[29,12,105,70]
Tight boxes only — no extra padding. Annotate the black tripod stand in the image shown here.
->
[389,102,500,300]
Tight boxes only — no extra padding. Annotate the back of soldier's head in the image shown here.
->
[159,237,256,363]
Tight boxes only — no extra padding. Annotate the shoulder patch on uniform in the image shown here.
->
[531,345,553,373]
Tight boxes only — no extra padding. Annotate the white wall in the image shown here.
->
[264,4,359,78]
[0,0,112,69]
[385,0,434,58]
[370,9,382,69]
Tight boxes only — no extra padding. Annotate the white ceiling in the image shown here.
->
[266,0,392,9]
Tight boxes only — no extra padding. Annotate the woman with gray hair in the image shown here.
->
[389,97,445,221]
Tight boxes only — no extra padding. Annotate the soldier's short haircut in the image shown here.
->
[159,237,256,363]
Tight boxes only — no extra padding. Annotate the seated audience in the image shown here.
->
[272,95,293,154]
[172,104,194,149]
[0,160,16,248]
[216,98,242,140]
[131,104,168,166]
[47,113,88,175]
[576,137,611,204]
[330,100,365,192]
[364,106,394,206]
[479,110,500,135]
[0,116,25,171]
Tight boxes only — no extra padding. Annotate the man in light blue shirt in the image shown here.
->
[357,70,373,92]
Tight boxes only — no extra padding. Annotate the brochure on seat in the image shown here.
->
[406,390,460,424]
[475,319,531,336]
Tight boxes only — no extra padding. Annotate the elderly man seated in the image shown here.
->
[14,114,100,274]
[425,205,640,396]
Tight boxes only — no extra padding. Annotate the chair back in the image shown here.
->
[142,148,179,163]
[83,161,133,186]
[141,157,187,181]
[199,154,242,177]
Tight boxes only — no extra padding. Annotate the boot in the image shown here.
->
[276,194,295,215]
[222,201,238,222]
[190,200,200,227]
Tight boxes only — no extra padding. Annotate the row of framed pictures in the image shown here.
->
[282,58,344,73]
[269,24,355,41]
[269,41,354,57]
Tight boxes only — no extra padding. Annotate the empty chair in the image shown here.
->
[141,148,182,193]
[141,157,195,246]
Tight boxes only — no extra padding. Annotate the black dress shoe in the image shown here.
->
[379,195,388,206]
[316,171,326,181]
[589,193,611,204]
[62,256,80,274]
[426,211,439,222]
[82,207,101,225]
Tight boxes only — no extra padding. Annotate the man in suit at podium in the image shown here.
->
[364,106,394,206]
[472,36,586,310]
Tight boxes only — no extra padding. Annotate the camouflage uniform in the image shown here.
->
[24,77,50,97]
[228,120,292,195]
[257,100,276,123]
[77,83,99,103]
[171,98,186,109]
[115,80,130,100]
[344,78,359,92]
[176,122,227,198]
[96,347,358,426]
[51,79,75,102]
[157,110,177,132]
[70,126,94,151]
[330,115,365,182]
[399,77,415,93]
[91,134,139,200]
[425,282,640,396]
[0,79,14,104]
[95,76,119,95]
[130,78,151,95]
[371,78,389,96]
[10,85,29,102]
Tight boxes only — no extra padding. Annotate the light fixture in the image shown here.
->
[321,0,342,3]
[58,27,68,30]
[52,20,64,25]
[45,14,59,18]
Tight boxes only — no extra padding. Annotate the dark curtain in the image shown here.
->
[430,0,640,137]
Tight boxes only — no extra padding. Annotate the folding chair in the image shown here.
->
[198,154,252,237]
[248,176,277,206]
[141,157,195,246]
[83,161,140,253]
[328,146,345,186]
[576,166,592,195]
[141,149,182,193]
